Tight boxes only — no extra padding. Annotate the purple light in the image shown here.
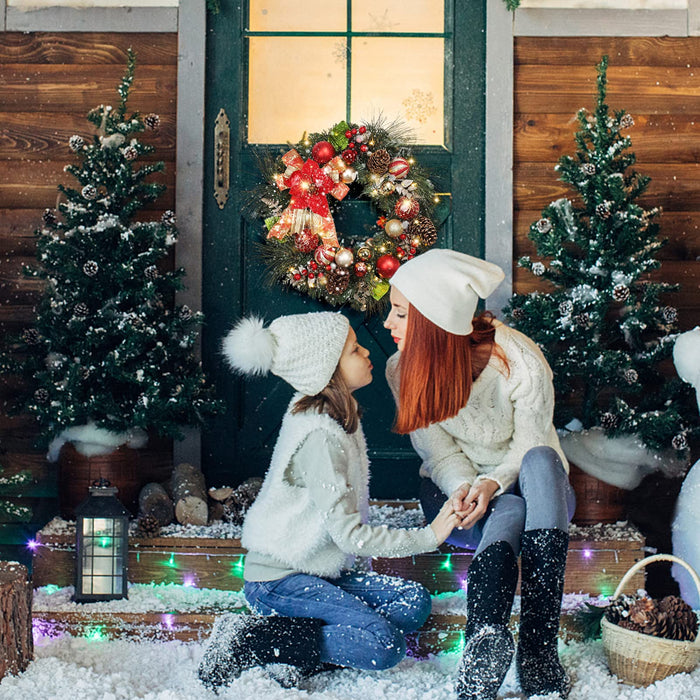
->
[183,574,196,588]
[583,549,592,559]
[26,539,39,551]
[161,614,175,630]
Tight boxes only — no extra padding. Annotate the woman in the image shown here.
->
[383,249,575,700]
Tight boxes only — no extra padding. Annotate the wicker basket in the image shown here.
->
[601,554,700,687]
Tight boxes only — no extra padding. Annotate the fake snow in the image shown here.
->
[2,633,699,699]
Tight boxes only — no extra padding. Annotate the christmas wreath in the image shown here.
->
[245,119,445,314]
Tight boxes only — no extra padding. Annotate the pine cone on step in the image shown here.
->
[658,595,699,641]
[367,149,391,176]
[135,513,161,538]
[222,477,264,526]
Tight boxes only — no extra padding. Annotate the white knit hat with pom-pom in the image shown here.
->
[221,312,350,396]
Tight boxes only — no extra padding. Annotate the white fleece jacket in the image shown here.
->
[242,395,438,580]
[386,322,568,498]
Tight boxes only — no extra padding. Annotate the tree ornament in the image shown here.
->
[662,306,678,323]
[341,148,357,164]
[612,284,630,302]
[161,210,177,227]
[376,254,401,279]
[624,368,639,384]
[81,184,98,200]
[367,149,391,175]
[388,157,410,179]
[144,265,159,281]
[334,247,354,267]
[535,218,552,234]
[311,140,335,165]
[326,267,350,296]
[354,262,368,277]
[595,201,612,219]
[511,307,526,321]
[294,228,318,253]
[314,244,336,266]
[73,302,89,317]
[123,145,138,161]
[83,260,99,277]
[69,135,84,152]
[341,167,357,184]
[581,163,596,176]
[672,433,688,451]
[42,208,58,228]
[558,300,573,316]
[22,328,41,345]
[600,412,619,429]
[394,196,420,220]
[179,305,193,320]
[144,113,161,130]
[574,312,590,326]
[384,218,404,238]
[379,179,396,195]
[408,215,438,247]
[620,113,635,128]
[34,388,49,403]
[531,261,546,276]
[357,246,372,261]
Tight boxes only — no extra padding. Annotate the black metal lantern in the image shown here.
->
[73,478,129,602]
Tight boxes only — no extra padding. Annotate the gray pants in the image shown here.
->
[419,446,576,556]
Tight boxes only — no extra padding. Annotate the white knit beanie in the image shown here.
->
[390,249,505,335]
[221,312,350,396]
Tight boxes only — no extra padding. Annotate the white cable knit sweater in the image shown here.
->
[242,395,438,581]
[385,322,568,497]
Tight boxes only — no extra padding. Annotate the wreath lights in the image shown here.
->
[246,118,445,314]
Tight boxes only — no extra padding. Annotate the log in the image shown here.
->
[138,482,174,527]
[0,561,33,680]
[170,462,208,526]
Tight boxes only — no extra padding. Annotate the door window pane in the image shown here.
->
[351,37,444,145]
[248,0,347,31]
[352,0,444,32]
[248,37,348,144]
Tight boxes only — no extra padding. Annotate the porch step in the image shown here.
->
[31,506,646,598]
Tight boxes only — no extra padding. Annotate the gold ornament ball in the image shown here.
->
[341,167,357,184]
[384,218,404,238]
[335,247,354,267]
[357,246,372,261]
[317,273,327,287]
[380,180,396,195]
[411,236,422,248]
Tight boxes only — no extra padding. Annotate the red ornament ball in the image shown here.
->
[359,125,367,134]
[314,244,336,266]
[354,262,368,277]
[388,157,410,179]
[312,140,336,165]
[395,196,420,220]
[360,144,368,152]
[342,148,357,164]
[376,254,401,279]
[294,228,318,253]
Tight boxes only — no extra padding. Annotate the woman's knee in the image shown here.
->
[397,581,432,631]
[365,619,406,669]
[520,446,567,488]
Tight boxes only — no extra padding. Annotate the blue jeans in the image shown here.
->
[244,570,432,671]
[420,446,576,556]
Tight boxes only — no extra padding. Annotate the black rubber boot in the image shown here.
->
[456,540,519,700]
[198,612,324,690]
[517,528,571,699]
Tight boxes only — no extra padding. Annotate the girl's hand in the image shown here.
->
[429,498,462,545]
[457,479,499,530]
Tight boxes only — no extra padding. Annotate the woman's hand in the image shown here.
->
[429,498,462,545]
[450,479,500,530]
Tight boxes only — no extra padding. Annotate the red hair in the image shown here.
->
[394,308,509,434]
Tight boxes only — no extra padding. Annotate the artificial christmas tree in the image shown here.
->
[4,51,220,514]
[504,57,697,497]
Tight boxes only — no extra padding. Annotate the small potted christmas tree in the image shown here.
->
[6,50,220,517]
[504,56,697,520]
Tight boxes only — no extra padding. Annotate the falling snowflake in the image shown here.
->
[402,89,437,125]
[333,41,347,68]
[367,9,399,32]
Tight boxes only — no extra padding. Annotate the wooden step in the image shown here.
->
[31,515,646,597]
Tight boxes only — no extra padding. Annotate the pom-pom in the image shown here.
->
[221,316,275,377]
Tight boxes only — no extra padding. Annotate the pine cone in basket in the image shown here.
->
[628,596,657,627]
[657,595,699,641]
[604,593,639,625]
[134,513,161,538]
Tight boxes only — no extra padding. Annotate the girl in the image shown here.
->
[199,311,459,690]
[383,249,576,700]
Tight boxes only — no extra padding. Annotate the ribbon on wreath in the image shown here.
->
[268,149,349,247]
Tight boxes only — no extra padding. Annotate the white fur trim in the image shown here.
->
[221,315,275,377]
[47,422,148,462]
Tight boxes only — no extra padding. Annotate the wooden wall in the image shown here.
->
[0,33,178,551]
[514,37,700,332]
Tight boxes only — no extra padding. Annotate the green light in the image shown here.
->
[85,625,105,641]
[231,555,245,578]
[163,552,177,568]
[98,537,112,548]
[44,584,61,595]
[440,554,453,571]
[451,631,465,654]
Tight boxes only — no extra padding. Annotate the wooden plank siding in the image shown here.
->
[513,37,700,331]
[0,33,178,546]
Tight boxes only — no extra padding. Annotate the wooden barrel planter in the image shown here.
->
[0,562,33,681]
[569,463,627,525]
[58,443,141,519]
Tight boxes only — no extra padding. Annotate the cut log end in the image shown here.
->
[0,561,33,680]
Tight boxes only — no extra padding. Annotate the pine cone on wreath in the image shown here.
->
[408,215,438,247]
[134,513,161,538]
[658,595,699,641]
[326,267,350,296]
[367,149,391,176]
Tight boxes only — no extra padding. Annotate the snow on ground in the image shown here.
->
[2,633,700,700]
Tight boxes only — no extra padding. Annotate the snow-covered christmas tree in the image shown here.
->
[504,56,697,465]
[0,461,32,523]
[5,50,220,454]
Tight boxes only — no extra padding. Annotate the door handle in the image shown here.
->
[214,108,230,209]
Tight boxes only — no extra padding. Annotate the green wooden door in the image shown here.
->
[202,0,486,496]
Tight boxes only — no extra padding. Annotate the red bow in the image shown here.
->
[288,159,335,218]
